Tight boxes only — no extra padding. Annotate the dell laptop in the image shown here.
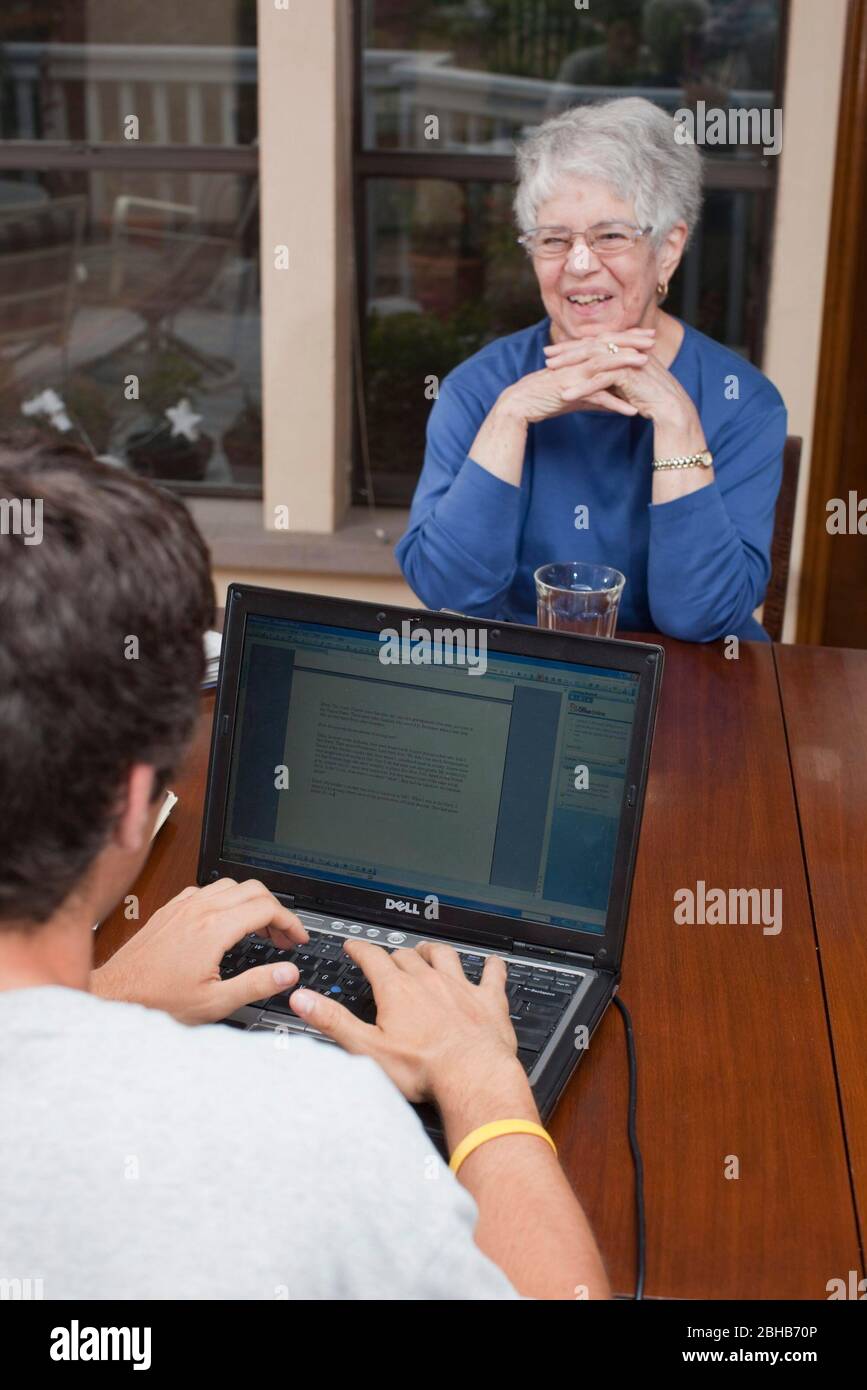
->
[198,586,663,1136]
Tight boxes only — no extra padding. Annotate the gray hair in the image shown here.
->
[514,97,703,247]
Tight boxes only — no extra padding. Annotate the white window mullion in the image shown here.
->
[257,0,351,534]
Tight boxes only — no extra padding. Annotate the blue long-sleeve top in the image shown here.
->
[396,317,787,642]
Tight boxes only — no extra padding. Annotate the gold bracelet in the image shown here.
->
[449,1119,557,1176]
[652,449,713,471]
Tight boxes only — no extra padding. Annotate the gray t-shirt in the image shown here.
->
[0,987,519,1300]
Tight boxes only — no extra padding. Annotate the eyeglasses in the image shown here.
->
[517,222,653,258]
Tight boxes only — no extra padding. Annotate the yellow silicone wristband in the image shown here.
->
[449,1119,557,1176]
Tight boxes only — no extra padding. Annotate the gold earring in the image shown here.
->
[657,280,669,300]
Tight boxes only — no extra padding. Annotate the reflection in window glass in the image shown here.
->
[0,2,260,492]
[0,171,261,492]
[0,1,257,145]
[365,179,537,502]
[363,0,781,155]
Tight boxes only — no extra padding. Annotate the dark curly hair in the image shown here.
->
[0,429,215,924]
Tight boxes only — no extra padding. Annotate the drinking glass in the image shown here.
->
[534,562,626,638]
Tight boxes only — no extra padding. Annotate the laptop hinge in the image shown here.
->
[514,940,596,969]
[276,893,296,910]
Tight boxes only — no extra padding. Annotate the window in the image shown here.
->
[355,0,786,506]
[0,2,260,495]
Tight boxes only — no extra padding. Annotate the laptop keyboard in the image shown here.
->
[219,927,583,1072]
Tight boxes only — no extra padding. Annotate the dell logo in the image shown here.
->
[385,898,419,915]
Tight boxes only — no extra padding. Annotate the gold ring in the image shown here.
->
[607,342,619,354]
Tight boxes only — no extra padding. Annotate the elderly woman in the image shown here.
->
[396,97,786,642]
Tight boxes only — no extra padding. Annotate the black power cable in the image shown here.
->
[613,995,645,1300]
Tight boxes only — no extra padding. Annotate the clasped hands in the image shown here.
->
[498,326,697,432]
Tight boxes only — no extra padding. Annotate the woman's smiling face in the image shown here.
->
[530,177,680,341]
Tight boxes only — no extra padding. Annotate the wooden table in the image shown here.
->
[775,645,867,1280]
[95,636,867,1301]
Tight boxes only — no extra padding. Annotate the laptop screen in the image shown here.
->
[220,616,641,936]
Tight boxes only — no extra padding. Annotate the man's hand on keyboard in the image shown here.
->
[290,939,519,1103]
[91,878,308,1024]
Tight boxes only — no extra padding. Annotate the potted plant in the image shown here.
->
[125,351,214,482]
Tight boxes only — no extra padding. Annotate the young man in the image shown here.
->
[0,435,609,1301]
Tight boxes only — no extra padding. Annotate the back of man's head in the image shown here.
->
[0,429,215,926]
